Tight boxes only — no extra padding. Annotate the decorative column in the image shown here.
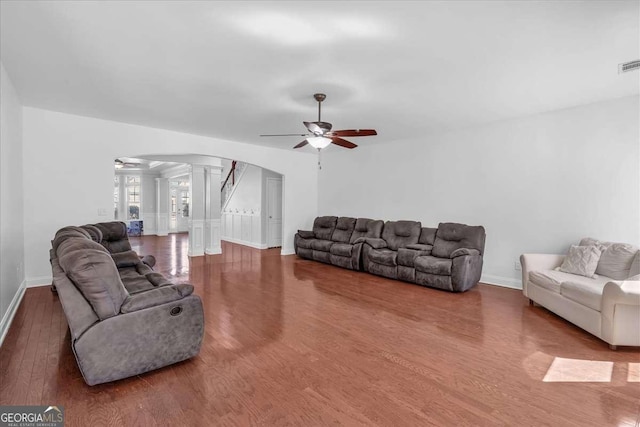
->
[117,175,127,221]
[205,166,223,254]
[188,165,206,257]
[155,177,170,236]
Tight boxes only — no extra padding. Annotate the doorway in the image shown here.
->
[266,177,283,248]
[170,179,190,233]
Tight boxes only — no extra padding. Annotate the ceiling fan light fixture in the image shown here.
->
[307,136,332,149]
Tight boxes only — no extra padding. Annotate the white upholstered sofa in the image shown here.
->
[520,238,640,349]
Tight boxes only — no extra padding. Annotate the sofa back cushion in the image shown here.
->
[331,217,356,243]
[381,220,421,251]
[80,224,103,243]
[94,221,132,253]
[349,218,384,244]
[579,237,639,280]
[52,226,92,252]
[419,227,437,245]
[432,223,486,258]
[313,216,338,240]
[57,238,129,320]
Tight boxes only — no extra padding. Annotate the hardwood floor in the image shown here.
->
[1,234,639,426]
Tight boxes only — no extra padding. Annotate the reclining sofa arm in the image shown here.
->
[354,237,387,249]
[297,230,315,239]
[140,254,156,268]
[120,283,194,313]
[450,248,480,258]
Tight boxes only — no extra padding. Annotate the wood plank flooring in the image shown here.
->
[1,234,639,426]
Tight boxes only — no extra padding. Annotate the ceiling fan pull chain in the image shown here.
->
[317,148,322,170]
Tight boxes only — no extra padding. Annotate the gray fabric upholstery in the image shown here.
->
[94,221,133,253]
[349,218,383,244]
[112,250,143,268]
[331,217,356,243]
[312,250,332,263]
[297,247,313,259]
[313,216,337,240]
[415,255,452,275]
[51,222,204,385]
[121,284,194,313]
[367,262,398,280]
[57,239,129,320]
[74,295,204,386]
[419,227,437,245]
[330,243,353,257]
[296,237,315,250]
[415,271,453,291]
[310,239,334,252]
[451,248,481,258]
[355,237,387,249]
[381,221,421,251]
[397,247,432,267]
[80,225,103,243]
[330,254,353,269]
[451,253,484,292]
[398,266,415,282]
[140,254,156,268]
[368,248,397,267]
[297,230,315,239]
[432,223,486,258]
[405,244,433,252]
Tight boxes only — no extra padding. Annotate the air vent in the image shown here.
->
[619,60,640,73]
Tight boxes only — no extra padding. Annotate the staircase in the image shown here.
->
[221,160,247,210]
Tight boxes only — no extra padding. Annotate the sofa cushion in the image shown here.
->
[296,238,315,250]
[369,248,397,266]
[80,225,103,243]
[406,244,433,252]
[52,226,92,252]
[330,243,353,257]
[397,247,432,267]
[112,250,142,268]
[331,217,356,243]
[414,256,452,275]
[432,223,486,258]
[313,216,337,240]
[349,218,384,244]
[560,281,606,312]
[381,220,421,251]
[558,245,602,278]
[94,221,133,253]
[419,228,437,245]
[529,269,610,294]
[297,230,315,239]
[630,252,640,278]
[311,239,334,252]
[58,239,129,320]
[596,244,638,280]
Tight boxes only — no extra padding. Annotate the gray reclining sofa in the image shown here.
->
[295,217,486,292]
[50,222,204,385]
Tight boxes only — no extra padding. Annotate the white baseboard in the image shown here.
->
[205,248,222,255]
[0,280,26,347]
[480,274,522,290]
[221,237,268,250]
[280,247,295,256]
[26,276,53,288]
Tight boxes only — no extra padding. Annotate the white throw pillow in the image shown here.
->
[595,244,638,280]
[559,245,602,278]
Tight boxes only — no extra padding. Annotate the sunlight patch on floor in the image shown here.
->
[627,362,640,383]
[543,357,613,382]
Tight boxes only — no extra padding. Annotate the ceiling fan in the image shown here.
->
[114,158,141,169]
[260,93,377,150]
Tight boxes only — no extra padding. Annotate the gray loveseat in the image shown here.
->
[295,217,486,292]
[50,223,204,385]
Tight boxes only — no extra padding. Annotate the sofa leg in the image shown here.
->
[528,299,534,306]
[609,344,617,351]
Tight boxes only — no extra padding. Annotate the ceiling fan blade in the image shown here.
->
[260,133,309,137]
[330,137,357,149]
[328,129,377,137]
[293,140,309,149]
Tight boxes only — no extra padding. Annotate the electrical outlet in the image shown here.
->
[514,260,522,271]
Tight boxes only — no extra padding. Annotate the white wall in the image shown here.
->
[22,107,318,283]
[319,95,640,288]
[0,62,25,339]
[225,165,262,214]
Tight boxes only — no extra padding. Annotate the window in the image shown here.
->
[126,176,141,220]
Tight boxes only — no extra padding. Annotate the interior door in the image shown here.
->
[266,177,283,248]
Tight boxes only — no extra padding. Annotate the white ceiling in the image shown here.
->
[1,1,638,151]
